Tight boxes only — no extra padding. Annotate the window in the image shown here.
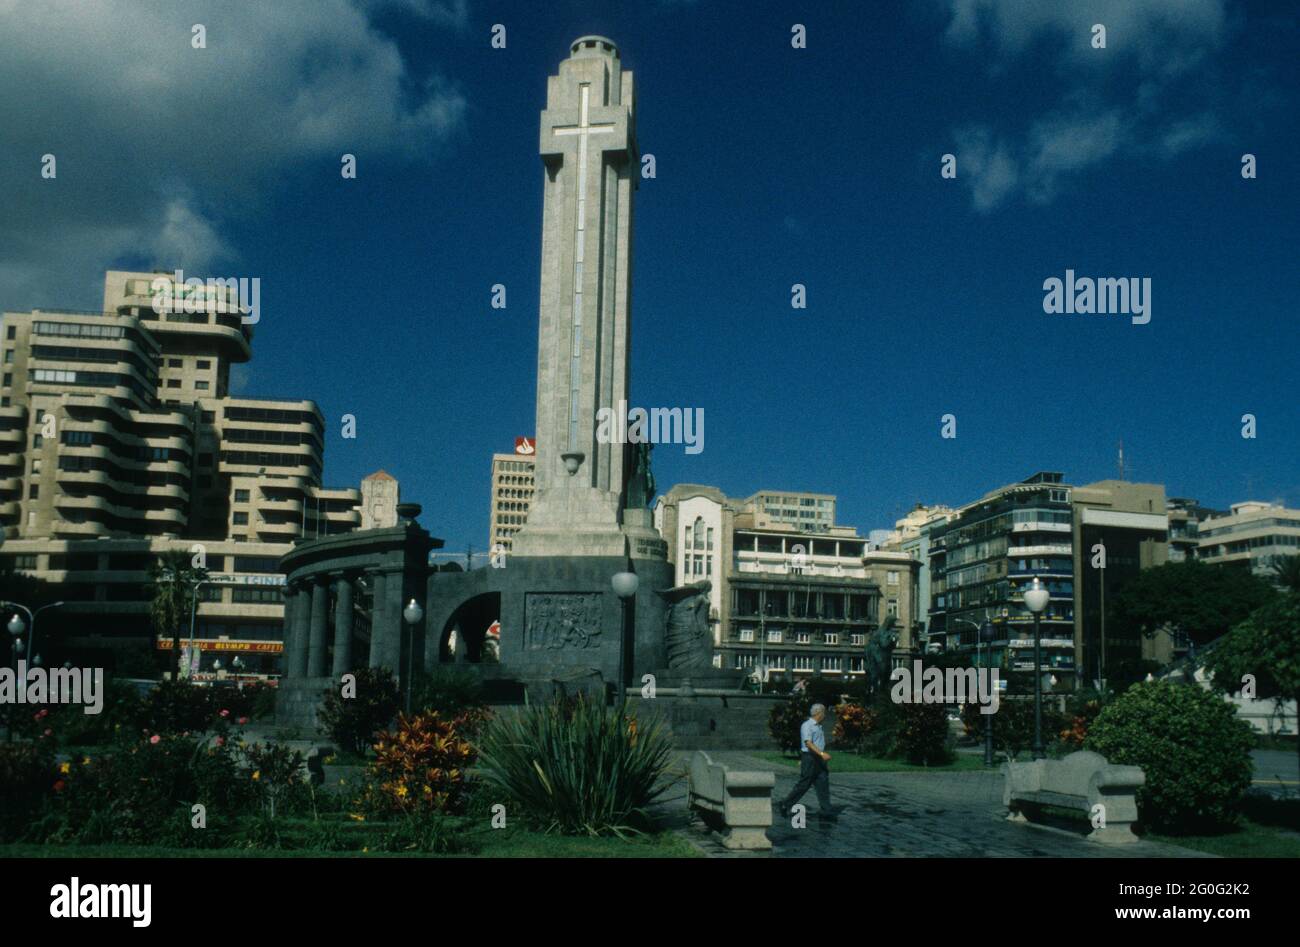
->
[2,373,9,387]
[197,360,211,369]
[823,656,842,672]
[168,359,182,367]
[195,380,209,391]
[233,512,249,525]
[5,327,13,340]
[234,489,250,502]
[824,633,838,645]
[166,379,181,388]
[796,631,810,644]
[793,655,814,671]
[3,350,12,364]
[738,629,754,642]
[887,600,899,618]
[766,629,782,643]
[887,571,899,586]
[850,633,865,646]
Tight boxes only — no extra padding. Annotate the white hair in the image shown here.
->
[810,703,826,716]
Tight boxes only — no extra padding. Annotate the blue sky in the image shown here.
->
[1,0,1296,551]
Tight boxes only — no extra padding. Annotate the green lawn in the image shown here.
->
[0,826,699,859]
[1146,822,1300,858]
[758,751,988,773]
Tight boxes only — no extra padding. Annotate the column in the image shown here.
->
[280,586,299,678]
[332,574,354,677]
[368,571,389,669]
[308,576,329,677]
[290,582,310,678]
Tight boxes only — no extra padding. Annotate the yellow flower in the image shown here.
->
[349,813,366,822]
[395,784,409,798]
[59,762,71,774]
[81,756,91,765]
[252,770,261,781]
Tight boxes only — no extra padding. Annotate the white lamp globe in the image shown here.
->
[1023,577,1050,615]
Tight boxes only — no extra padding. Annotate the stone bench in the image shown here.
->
[1003,749,1144,844]
[687,750,775,850]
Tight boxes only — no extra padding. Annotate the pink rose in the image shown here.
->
[150,734,161,745]
[220,709,230,718]
[237,717,249,726]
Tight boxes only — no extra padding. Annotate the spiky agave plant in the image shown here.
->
[474,695,673,837]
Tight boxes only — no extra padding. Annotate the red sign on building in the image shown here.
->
[514,437,536,455]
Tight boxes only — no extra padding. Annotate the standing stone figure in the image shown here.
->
[624,441,656,510]
[863,617,900,698]
[657,580,713,670]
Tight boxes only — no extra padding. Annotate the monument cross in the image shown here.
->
[513,36,643,559]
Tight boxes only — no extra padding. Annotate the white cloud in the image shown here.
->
[0,0,466,312]
[940,0,1233,211]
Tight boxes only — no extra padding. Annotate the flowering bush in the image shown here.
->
[894,702,951,765]
[768,697,808,753]
[831,702,877,751]
[241,741,307,819]
[361,711,477,816]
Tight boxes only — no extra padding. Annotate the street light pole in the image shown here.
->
[611,572,639,706]
[1023,577,1051,760]
[402,598,424,715]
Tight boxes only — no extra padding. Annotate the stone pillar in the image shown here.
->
[308,576,329,677]
[280,586,298,678]
[332,574,354,677]
[290,581,310,678]
[368,571,389,669]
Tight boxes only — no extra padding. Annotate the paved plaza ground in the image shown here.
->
[658,751,1218,858]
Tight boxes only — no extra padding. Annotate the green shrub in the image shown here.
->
[476,696,673,837]
[1085,680,1254,833]
[768,697,807,753]
[0,741,57,841]
[317,667,400,756]
[831,702,875,751]
[409,666,486,718]
[53,734,247,845]
[140,680,216,733]
[963,698,1067,761]
[52,678,144,746]
[243,741,307,819]
[894,702,952,765]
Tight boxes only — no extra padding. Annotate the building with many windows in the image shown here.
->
[0,269,362,676]
[925,471,1172,688]
[654,484,918,684]
[488,438,536,554]
[1196,501,1300,579]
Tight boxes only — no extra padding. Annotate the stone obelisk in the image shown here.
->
[511,36,644,560]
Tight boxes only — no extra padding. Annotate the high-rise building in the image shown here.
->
[488,437,536,553]
[0,270,361,676]
[1069,479,1170,681]
[1197,501,1300,579]
[927,472,1078,679]
[927,471,1173,688]
[655,484,917,684]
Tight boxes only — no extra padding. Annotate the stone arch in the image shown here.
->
[437,592,501,664]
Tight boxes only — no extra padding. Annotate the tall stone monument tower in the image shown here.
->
[512,35,649,561]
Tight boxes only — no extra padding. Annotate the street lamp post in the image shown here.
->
[1023,577,1051,760]
[980,620,996,766]
[3,601,65,672]
[402,598,424,714]
[611,572,639,705]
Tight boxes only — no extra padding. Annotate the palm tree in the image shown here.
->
[147,550,210,679]
[1268,554,1300,594]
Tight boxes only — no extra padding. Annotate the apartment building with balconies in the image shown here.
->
[0,269,362,676]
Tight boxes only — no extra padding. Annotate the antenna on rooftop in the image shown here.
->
[1117,440,1126,481]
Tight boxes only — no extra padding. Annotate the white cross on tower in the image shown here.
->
[551,84,616,451]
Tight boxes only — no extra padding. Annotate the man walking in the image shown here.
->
[779,703,835,819]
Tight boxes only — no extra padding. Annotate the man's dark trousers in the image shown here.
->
[781,751,831,813]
